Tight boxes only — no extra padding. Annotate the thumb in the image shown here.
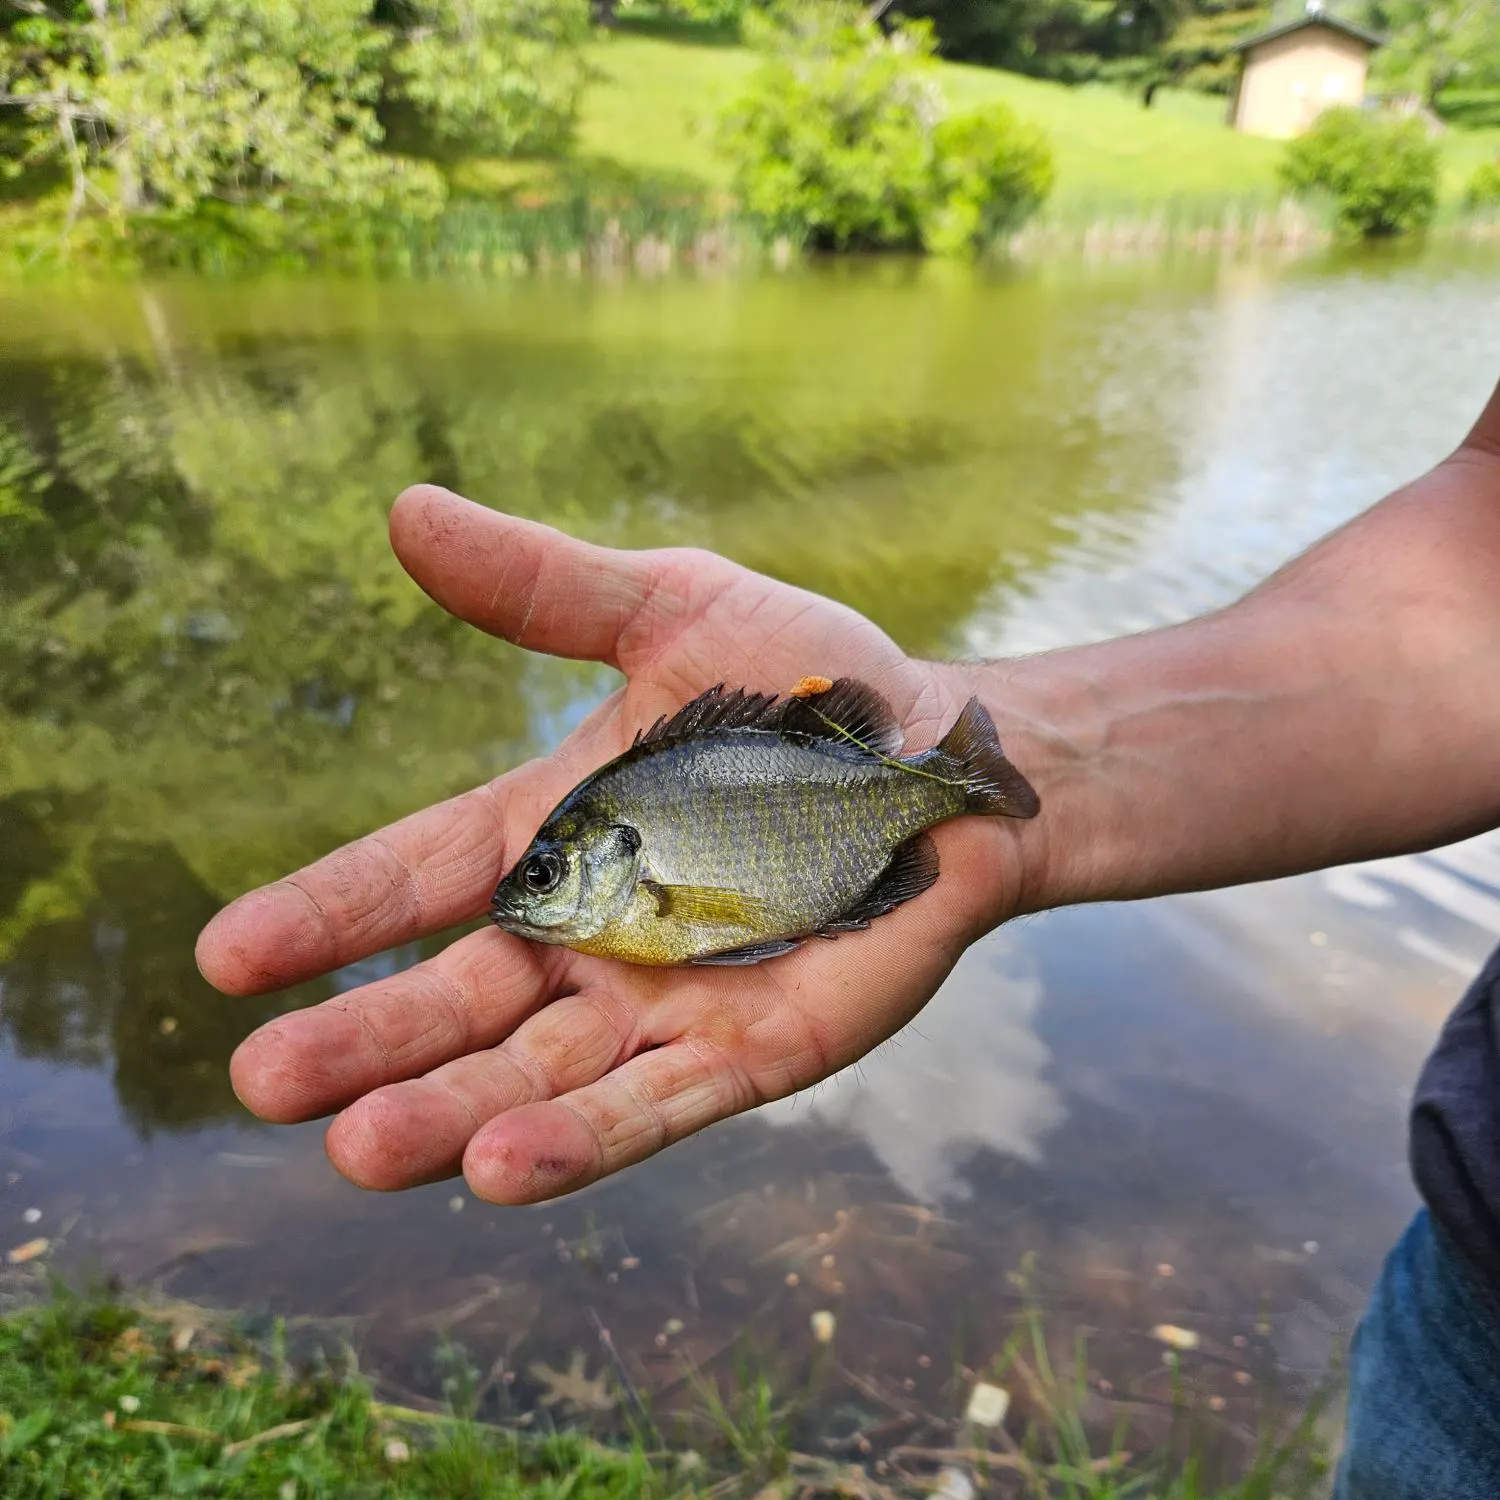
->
[389,485,665,667]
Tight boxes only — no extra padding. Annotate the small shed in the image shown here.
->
[1228,5,1383,139]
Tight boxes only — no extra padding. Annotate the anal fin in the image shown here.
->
[819,833,940,935]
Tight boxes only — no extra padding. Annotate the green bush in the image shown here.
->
[717,6,939,250]
[1465,159,1500,210]
[717,4,1052,255]
[923,104,1055,255]
[1279,107,1441,239]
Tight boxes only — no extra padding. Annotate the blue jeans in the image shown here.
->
[1337,1209,1500,1497]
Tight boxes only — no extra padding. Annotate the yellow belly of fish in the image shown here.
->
[565,884,773,966]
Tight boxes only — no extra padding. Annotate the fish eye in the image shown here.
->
[521,851,563,895]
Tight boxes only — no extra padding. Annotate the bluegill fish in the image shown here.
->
[488,677,1039,966]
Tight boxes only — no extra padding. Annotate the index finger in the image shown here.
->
[197,484,710,998]
[195,754,574,997]
[197,484,656,999]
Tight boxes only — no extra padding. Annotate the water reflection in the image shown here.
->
[2,250,1498,1469]
[0,830,269,1133]
[759,936,1066,1204]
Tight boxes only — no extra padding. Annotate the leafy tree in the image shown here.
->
[1363,1,1500,108]
[718,4,1052,253]
[0,0,599,247]
[0,0,445,230]
[1279,105,1440,237]
[890,0,1188,82]
[718,5,943,250]
[1125,0,1267,103]
[388,0,593,157]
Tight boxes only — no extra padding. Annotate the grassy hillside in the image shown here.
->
[581,29,1283,212]
[1445,122,1500,193]
[931,61,1282,209]
[452,26,1500,218]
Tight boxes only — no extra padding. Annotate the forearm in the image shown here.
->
[961,396,1500,916]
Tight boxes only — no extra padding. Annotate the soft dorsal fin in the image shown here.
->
[630,677,905,758]
[778,677,904,758]
[632,684,784,748]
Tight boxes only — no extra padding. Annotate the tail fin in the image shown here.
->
[936,697,1040,818]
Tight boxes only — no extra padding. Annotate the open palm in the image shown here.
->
[198,486,1029,1203]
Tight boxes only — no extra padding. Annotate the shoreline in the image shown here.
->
[0,1267,1338,1499]
[3,196,1498,283]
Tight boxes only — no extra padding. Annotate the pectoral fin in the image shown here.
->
[644,881,769,927]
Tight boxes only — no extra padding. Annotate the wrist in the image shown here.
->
[920,655,1105,929]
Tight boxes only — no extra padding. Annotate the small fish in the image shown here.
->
[489,677,1039,967]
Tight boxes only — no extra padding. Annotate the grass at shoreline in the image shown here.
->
[0,1289,670,1500]
[0,1281,1338,1500]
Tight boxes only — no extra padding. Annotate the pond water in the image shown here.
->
[2,247,1498,1474]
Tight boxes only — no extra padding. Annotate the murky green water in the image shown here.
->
[3,249,1498,1470]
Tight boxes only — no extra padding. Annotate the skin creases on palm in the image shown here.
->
[197,486,1024,1206]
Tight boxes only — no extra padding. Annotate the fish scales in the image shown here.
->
[594,734,963,934]
[488,677,1039,966]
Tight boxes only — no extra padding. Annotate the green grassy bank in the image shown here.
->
[395,23,1500,275]
[467,24,1500,219]
[0,1291,663,1500]
[0,1285,1337,1500]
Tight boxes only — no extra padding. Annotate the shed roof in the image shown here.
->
[1231,11,1385,55]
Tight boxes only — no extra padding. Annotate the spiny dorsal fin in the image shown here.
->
[777,677,904,758]
[632,684,784,748]
[818,832,940,935]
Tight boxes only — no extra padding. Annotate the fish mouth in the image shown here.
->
[489,910,570,947]
[489,886,554,941]
[488,886,529,929]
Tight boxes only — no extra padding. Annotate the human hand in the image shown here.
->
[197,486,1036,1204]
